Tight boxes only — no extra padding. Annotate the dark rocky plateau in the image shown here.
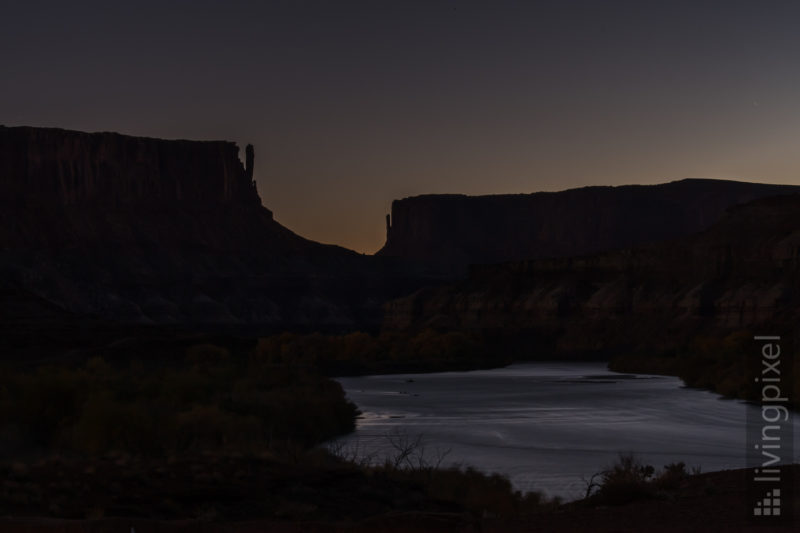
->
[379,179,800,275]
[4,125,800,361]
[384,192,800,359]
[0,125,262,209]
[0,125,432,340]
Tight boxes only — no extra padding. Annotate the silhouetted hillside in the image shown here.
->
[379,179,800,275]
[0,126,433,335]
[385,193,800,337]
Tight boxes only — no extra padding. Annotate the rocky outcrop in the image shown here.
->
[378,179,800,276]
[383,194,800,356]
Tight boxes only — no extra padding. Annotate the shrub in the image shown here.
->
[654,461,689,490]
[586,455,700,505]
[596,453,655,504]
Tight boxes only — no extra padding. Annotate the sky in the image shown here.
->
[3,1,800,253]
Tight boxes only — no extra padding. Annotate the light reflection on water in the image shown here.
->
[333,362,799,500]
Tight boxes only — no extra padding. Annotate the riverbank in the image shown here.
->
[254,329,799,415]
[2,465,797,532]
[0,339,552,523]
[1,337,796,530]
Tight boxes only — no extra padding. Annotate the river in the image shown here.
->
[333,362,798,500]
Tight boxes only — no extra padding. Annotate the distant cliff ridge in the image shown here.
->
[383,193,800,357]
[0,125,262,208]
[379,179,800,275]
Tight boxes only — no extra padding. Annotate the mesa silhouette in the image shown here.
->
[2,125,798,332]
[0,125,424,332]
[379,179,800,275]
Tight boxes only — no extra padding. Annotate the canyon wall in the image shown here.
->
[0,125,261,208]
[383,194,800,357]
[379,179,800,275]
[0,126,434,332]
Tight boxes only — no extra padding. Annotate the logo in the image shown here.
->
[753,488,781,517]
[747,334,793,523]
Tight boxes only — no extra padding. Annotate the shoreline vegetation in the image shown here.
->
[0,338,552,523]
[255,328,799,409]
[1,332,795,529]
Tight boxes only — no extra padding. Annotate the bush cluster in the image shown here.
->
[0,343,357,458]
[585,453,695,505]
[254,329,507,376]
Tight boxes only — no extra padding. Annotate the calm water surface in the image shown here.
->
[334,363,799,500]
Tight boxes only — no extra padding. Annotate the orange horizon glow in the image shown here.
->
[4,2,800,253]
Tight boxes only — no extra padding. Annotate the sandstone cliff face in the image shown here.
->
[0,125,261,208]
[379,180,800,276]
[0,126,431,331]
[383,194,800,356]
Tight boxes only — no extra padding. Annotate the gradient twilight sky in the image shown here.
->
[3,1,800,253]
